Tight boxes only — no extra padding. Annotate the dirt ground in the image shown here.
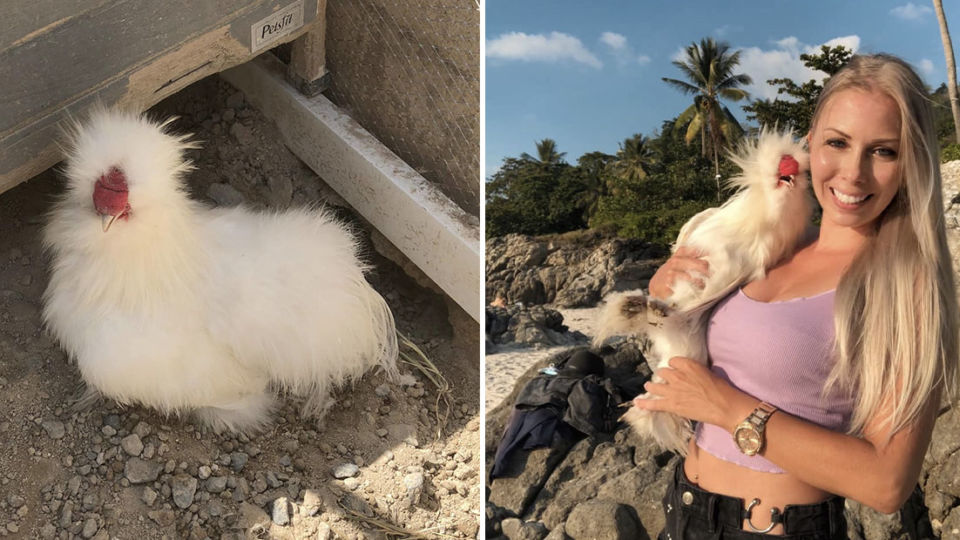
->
[0,77,480,539]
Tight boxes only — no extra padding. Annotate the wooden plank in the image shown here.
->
[290,0,327,83]
[0,0,320,193]
[221,55,481,321]
[0,0,113,52]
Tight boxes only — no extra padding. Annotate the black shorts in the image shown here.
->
[659,460,848,540]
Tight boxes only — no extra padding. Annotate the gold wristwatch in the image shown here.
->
[733,402,778,456]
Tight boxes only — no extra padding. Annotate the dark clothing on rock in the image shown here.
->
[659,460,848,540]
[491,351,622,479]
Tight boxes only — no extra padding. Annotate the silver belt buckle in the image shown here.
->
[745,498,782,533]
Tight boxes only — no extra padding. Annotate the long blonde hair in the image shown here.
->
[817,55,959,437]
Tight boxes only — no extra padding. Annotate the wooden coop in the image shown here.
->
[0,0,480,320]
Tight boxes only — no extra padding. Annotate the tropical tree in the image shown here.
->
[934,0,960,143]
[520,138,567,166]
[575,151,616,222]
[742,45,852,135]
[663,38,751,198]
[611,133,656,183]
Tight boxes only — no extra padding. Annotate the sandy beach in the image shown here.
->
[484,306,600,413]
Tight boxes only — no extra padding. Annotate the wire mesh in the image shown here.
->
[324,0,480,218]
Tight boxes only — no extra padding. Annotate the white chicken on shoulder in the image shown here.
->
[43,109,398,433]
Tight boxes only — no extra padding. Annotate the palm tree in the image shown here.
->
[520,138,567,166]
[611,133,655,182]
[663,38,751,198]
[575,151,616,221]
[934,0,960,143]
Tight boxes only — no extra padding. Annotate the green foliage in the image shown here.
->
[942,143,960,163]
[742,45,852,134]
[932,84,959,149]
[485,157,588,237]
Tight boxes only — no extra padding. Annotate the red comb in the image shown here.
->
[778,155,799,177]
[93,166,130,216]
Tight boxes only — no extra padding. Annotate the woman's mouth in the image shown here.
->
[830,187,872,209]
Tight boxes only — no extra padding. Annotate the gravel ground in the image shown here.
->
[0,77,480,539]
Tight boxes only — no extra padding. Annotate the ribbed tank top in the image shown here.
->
[694,287,854,473]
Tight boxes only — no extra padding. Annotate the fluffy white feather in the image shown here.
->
[594,129,812,453]
[43,109,398,433]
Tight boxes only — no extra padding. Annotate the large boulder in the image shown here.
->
[486,232,666,309]
[486,305,588,348]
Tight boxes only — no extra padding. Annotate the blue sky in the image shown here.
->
[485,1,960,176]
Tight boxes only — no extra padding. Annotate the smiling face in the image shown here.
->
[808,88,903,235]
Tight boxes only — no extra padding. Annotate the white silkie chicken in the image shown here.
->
[594,129,812,453]
[43,109,398,433]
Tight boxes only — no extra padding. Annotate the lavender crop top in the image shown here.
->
[694,287,855,473]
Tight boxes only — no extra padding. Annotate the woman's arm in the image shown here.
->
[637,356,940,513]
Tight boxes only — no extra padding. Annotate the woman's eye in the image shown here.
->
[873,147,898,158]
[826,139,846,148]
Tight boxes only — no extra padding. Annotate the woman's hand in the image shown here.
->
[648,247,710,300]
[634,356,757,431]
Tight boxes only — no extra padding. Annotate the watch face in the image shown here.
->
[735,427,761,455]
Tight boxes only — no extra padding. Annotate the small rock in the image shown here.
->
[171,475,198,509]
[132,421,152,439]
[205,476,227,494]
[141,487,158,506]
[39,523,56,539]
[229,123,256,147]
[124,458,163,484]
[333,463,359,479]
[120,434,143,456]
[271,497,291,526]
[302,489,322,516]
[101,425,116,437]
[198,465,212,480]
[6,494,24,508]
[41,420,65,440]
[207,183,244,207]
[81,518,98,538]
[7,523,19,534]
[316,522,333,540]
[343,477,359,490]
[230,452,248,473]
[404,472,424,505]
[147,509,176,527]
[375,384,391,397]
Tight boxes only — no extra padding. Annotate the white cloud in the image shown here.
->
[486,31,602,68]
[737,35,861,100]
[890,2,933,20]
[919,58,935,74]
[599,31,651,67]
[600,31,627,50]
[714,24,742,38]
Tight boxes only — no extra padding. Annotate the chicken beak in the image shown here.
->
[777,175,795,188]
[101,213,120,233]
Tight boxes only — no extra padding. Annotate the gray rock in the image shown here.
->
[207,183,244,207]
[81,518,98,539]
[120,434,143,456]
[124,458,162,484]
[501,517,523,539]
[198,465,212,479]
[39,523,56,539]
[141,486,158,506]
[225,91,245,109]
[230,452,249,472]
[171,475,198,509]
[333,463,359,479]
[404,471,424,505]
[565,501,641,540]
[41,420,65,439]
[271,497,291,526]
[6,494,24,508]
[205,476,227,494]
[230,122,256,147]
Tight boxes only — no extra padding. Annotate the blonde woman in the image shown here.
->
[637,54,958,539]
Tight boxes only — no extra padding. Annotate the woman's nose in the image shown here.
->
[839,150,867,183]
